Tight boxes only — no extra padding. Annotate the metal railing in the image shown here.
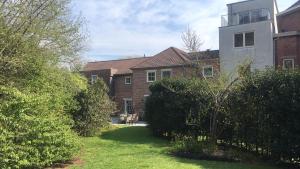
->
[221,8,271,27]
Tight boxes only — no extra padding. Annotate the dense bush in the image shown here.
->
[72,79,116,136]
[225,69,300,162]
[145,69,300,164]
[0,87,80,169]
[0,0,87,168]
[145,78,213,138]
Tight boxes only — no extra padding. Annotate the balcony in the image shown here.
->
[221,8,271,27]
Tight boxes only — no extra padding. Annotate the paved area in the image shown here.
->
[111,117,148,126]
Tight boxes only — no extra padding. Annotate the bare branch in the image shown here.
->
[181,25,204,52]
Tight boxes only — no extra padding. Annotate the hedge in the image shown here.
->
[145,69,300,164]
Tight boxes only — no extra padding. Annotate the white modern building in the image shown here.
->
[219,0,279,75]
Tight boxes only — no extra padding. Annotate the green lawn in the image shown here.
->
[70,126,278,169]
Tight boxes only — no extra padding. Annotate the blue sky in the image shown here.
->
[71,0,296,61]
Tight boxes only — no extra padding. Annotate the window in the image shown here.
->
[125,76,131,85]
[234,32,254,47]
[147,70,156,82]
[203,66,214,77]
[283,59,294,70]
[245,32,254,46]
[91,75,97,84]
[239,11,250,25]
[161,69,171,79]
[234,33,244,47]
[124,98,133,114]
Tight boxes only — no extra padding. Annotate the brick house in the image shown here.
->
[275,0,300,69]
[82,47,219,122]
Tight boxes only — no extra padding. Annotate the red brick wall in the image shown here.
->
[275,35,300,68]
[277,10,300,32]
[132,66,190,116]
[82,58,220,119]
[113,75,133,113]
[131,60,220,116]
[276,9,300,69]
[81,69,112,87]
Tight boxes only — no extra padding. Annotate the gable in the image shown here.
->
[131,47,190,69]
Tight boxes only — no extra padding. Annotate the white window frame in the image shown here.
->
[124,76,132,85]
[123,98,133,115]
[91,75,97,84]
[283,59,295,70]
[202,65,214,78]
[234,31,255,48]
[161,69,172,79]
[147,70,156,83]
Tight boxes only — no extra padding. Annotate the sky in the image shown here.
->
[71,0,296,61]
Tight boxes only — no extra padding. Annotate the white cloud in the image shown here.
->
[72,0,297,61]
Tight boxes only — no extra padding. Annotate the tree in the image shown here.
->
[0,0,85,86]
[0,0,87,168]
[181,25,203,52]
[73,79,116,136]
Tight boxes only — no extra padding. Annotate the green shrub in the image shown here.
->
[0,86,80,169]
[226,69,300,162]
[145,78,212,138]
[72,79,116,136]
[146,69,300,165]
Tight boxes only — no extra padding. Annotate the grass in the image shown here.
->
[70,126,278,169]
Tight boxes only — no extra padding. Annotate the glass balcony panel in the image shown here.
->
[221,8,271,27]
[239,11,250,25]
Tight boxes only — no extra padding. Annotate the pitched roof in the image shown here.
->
[187,50,219,61]
[83,57,149,75]
[131,47,190,69]
[278,0,300,16]
[288,0,300,9]
[83,47,220,74]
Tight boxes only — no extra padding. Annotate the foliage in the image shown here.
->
[0,0,87,168]
[72,79,116,136]
[145,78,213,138]
[145,69,300,165]
[0,86,80,169]
[0,0,85,84]
[225,69,300,163]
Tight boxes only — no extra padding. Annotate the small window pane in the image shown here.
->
[125,77,131,84]
[234,33,244,47]
[245,32,254,46]
[283,59,294,70]
[203,66,213,77]
[162,71,171,79]
[147,72,156,82]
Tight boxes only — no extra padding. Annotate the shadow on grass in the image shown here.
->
[100,126,278,169]
[101,126,168,147]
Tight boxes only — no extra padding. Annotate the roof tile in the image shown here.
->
[131,47,190,69]
[83,57,148,75]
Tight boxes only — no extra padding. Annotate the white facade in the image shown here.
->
[219,0,278,75]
